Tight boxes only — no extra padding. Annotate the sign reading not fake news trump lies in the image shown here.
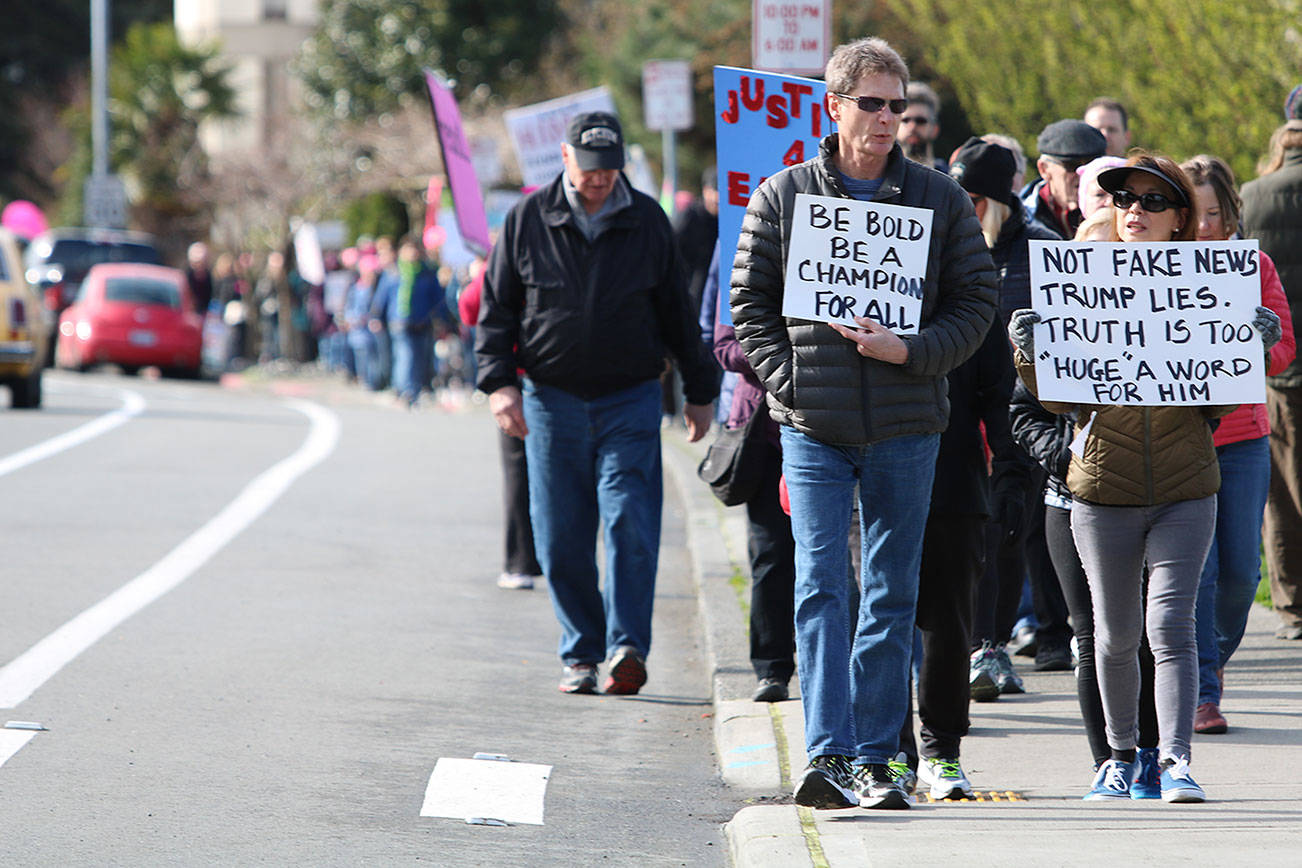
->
[782,193,932,334]
[1029,239,1265,405]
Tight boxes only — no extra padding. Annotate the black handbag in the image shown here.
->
[696,409,766,506]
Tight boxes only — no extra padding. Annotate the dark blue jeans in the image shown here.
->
[390,324,433,404]
[781,428,939,765]
[522,379,662,665]
[1195,435,1270,705]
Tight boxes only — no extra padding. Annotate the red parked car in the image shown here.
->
[56,263,203,377]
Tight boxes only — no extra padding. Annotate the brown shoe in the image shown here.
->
[602,646,647,695]
[1194,702,1227,734]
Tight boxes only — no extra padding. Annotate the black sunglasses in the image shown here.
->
[1112,189,1180,213]
[834,93,909,115]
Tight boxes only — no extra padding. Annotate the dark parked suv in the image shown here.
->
[24,228,162,365]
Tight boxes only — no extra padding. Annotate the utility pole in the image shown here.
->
[91,0,108,179]
[85,0,127,228]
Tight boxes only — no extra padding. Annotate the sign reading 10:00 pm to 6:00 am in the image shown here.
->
[752,1,830,76]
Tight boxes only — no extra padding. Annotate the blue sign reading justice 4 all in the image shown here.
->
[714,65,834,325]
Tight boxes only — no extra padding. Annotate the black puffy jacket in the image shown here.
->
[992,198,1063,325]
[1008,378,1075,504]
[731,136,998,445]
[476,174,717,404]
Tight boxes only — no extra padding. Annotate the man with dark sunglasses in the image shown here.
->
[1020,119,1108,239]
[896,81,947,172]
[732,37,997,812]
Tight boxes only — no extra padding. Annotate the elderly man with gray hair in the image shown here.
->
[731,37,997,810]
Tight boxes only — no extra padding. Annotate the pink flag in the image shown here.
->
[423,70,490,257]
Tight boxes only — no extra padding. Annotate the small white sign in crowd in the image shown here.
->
[1029,239,1265,406]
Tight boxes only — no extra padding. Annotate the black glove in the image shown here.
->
[1008,309,1041,358]
[996,490,1025,545]
[1254,306,1283,354]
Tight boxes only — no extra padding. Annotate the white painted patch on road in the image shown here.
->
[0,389,145,479]
[0,399,341,709]
[0,730,37,769]
[421,757,552,826]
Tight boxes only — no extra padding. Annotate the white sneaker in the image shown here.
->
[918,757,975,800]
[496,572,537,590]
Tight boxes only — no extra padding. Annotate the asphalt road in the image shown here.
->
[0,370,738,866]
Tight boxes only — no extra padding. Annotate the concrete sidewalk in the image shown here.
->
[662,434,1302,868]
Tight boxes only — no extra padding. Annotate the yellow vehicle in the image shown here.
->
[0,228,48,408]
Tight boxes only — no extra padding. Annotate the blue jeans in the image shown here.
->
[1195,435,1270,705]
[390,325,433,404]
[781,427,939,765]
[523,379,663,665]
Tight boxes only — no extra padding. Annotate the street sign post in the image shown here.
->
[642,60,694,132]
[752,0,831,75]
[643,60,694,208]
[83,174,128,229]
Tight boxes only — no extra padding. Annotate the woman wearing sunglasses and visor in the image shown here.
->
[1007,153,1282,802]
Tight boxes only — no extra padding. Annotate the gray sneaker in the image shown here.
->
[969,642,1000,702]
[794,755,857,809]
[852,763,910,810]
[887,751,917,796]
[992,643,1026,694]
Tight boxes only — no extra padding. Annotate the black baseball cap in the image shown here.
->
[566,111,625,171]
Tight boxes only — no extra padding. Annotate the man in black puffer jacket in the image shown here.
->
[731,37,996,811]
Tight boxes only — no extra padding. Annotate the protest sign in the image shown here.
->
[423,70,490,257]
[1029,239,1265,405]
[504,87,617,188]
[780,193,932,334]
[714,65,833,325]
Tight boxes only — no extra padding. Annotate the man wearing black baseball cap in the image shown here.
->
[477,108,718,696]
[1021,119,1108,239]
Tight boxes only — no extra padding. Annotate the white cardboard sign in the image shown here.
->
[1029,240,1265,405]
[781,193,932,334]
[503,87,617,188]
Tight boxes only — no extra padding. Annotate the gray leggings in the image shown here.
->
[1071,496,1216,762]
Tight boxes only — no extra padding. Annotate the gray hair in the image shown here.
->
[907,82,940,118]
[825,38,909,95]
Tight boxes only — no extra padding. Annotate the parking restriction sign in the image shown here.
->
[752,1,831,76]
[642,60,694,132]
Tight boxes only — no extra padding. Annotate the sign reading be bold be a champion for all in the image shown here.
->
[1030,239,1265,405]
[782,193,933,334]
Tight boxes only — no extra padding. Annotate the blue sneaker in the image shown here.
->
[1131,748,1161,799]
[1159,757,1206,803]
[1084,758,1135,800]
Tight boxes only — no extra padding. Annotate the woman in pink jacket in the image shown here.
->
[1181,155,1297,734]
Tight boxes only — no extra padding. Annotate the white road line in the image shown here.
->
[0,399,341,709]
[0,389,145,479]
[0,730,37,769]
